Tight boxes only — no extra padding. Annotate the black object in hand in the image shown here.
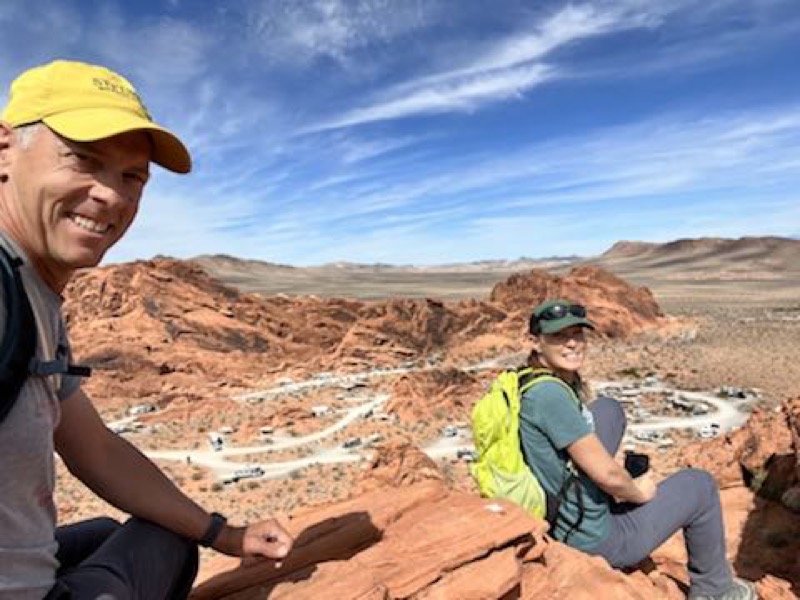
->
[624,451,650,478]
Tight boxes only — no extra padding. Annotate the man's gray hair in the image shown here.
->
[13,123,43,150]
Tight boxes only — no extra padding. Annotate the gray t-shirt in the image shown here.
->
[0,234,81,600]
[519,380,610,550]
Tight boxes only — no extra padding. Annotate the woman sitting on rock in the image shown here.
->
[520,299,754,600]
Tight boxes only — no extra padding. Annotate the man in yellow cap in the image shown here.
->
[0,60,293,600]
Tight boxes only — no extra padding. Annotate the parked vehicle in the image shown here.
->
[456,448,478,462]
[128,403,156,416]
[698,423,720,439]
[442,425,458,437]
[233,465,265,480]
[209,432,224,451]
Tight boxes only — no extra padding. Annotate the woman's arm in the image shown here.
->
[567,433,656,504]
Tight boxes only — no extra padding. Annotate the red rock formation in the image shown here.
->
[356,441,444,494]
[385,368,484,423]
[679,397,798,495]
[190,479,698,600]
[488,266,665,338]
[64,260,666,412]
[674,395,800,595]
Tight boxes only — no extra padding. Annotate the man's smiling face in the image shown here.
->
[4,124,151,283]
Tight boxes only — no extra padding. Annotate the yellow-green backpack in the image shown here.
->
[470,367,573,519]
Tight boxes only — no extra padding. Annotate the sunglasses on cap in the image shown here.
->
[536,303,587,321]
[529,303,589,334]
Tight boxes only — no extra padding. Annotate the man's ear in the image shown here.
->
[0,122,15,181]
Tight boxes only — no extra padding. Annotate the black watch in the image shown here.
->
[198,512,227,548]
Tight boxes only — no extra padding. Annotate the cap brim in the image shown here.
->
[538,315,595,335]
[43,108,191,174]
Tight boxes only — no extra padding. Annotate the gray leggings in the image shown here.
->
[586,396,733,597]
[46,517,198,600]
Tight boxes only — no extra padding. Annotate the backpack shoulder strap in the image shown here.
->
[0,244,38,423]
[518,367,581,408]
[0,244,91,425]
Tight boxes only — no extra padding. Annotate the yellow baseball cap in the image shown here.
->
[1,60,191,173]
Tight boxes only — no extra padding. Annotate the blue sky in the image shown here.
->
[1,0,799,265]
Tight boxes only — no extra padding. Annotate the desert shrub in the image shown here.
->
[617,367,641,379]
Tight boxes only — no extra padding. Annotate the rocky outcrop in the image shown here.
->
[190,481,690,600]
[489,266,666,338]
[385,368,484,423]
[679,396,799,505]
[356,441,444,494]
[64,260,667,411]
[191,483,798,600]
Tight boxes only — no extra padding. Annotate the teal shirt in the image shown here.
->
[519,380,610,550]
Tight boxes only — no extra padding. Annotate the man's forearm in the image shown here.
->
[68,432,211,542]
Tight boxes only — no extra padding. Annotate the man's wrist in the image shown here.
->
[199,512,227,548]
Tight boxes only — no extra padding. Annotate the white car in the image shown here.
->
[456,449,478,463]
[698,423,721,439]
[233,465,265,480]
[442,425,459,437]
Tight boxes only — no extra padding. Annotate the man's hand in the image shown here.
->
[214,518,293,562]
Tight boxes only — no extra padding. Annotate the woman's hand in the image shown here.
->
[567,434,661,504]
[633,473,657,503]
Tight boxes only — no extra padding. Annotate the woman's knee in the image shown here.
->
[592,395,627,426]
[681,468,720,504]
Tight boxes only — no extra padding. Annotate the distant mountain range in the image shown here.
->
[591,236,799,275]
[194,254,581,273]
[192,236,799,300]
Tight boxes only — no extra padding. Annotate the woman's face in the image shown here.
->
[533,325,587,376]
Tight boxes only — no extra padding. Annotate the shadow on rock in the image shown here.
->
[191,511,381,600]
[735,454,800,598]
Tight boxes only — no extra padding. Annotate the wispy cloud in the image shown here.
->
[311,64,553,131]
[305,1,684,131]
[245,0,439,68]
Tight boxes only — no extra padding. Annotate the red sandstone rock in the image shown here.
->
[522,542,684,599]
[191,481,448,599]
[385,368,484,423]
[355,493,542,598]
[356,441,444,494]
[489,266,666,338]
[63,260,667,413]
[679,397,798,497]
[415,546,521,599]
[223,560,389,600]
